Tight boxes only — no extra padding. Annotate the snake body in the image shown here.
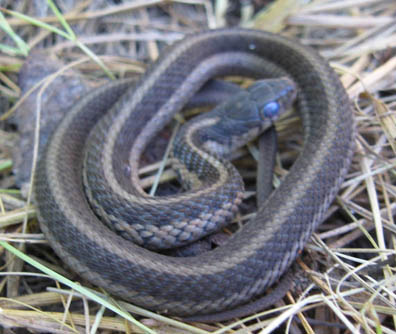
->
[84,77,295,250]
[34,29,354,318]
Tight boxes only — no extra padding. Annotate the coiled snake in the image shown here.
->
[34,29,354,320]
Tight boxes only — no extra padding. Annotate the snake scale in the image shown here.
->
[34,29,354,320]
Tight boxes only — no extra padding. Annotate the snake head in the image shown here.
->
[179,77,298,158]
[247,77,297,123]
[215,77,297,139]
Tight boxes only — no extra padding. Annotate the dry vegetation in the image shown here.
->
[0,0,395,333]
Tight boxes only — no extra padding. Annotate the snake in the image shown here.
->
[34,28,354,320]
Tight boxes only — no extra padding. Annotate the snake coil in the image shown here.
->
[34,29,354,318]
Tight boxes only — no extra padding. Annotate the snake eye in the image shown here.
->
[262,101,280,118]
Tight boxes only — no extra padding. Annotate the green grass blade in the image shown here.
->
[0,241,157,334]
[76,41,115,79]
[0,11,29,55]
[1,8,70,39]
[47,0,75,39]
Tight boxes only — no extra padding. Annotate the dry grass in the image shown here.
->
[0,0,395,333]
